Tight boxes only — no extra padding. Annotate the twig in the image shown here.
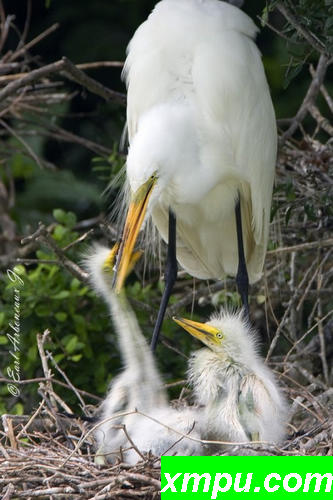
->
[280,54,330,142]
[0,118,45,170]
[276,3,326,55]
[46,350,88,413]
[36,329,57,412]
[30,222,89,282]
[8,23,60,63]
[0,57,126,105]
[317,272,329,385]
[267,238,333,256]
[308,104,333,137]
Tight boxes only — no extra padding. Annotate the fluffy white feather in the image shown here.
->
[84,245,202,463]
[186,310,289,444]
[119,0,277,283]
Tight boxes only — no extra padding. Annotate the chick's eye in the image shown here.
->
[216,333,223,339]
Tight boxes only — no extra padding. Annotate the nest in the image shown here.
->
[1,351,332,499]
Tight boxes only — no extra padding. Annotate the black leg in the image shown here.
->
[151,209,177,352]
[235,197,250,320]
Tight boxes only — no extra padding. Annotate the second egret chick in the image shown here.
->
[174,311,288,446]
[85,245,202,464]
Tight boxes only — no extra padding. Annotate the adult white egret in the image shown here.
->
[113,0,277,350]
[85,244,203,464]
[174,310,288,445]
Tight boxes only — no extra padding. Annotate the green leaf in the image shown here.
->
[64,335,79,354]
[0,312,5,328]
[55,312,68,322]
[52,290,70,300]
[0,336,8,345]
[70,354,83,362]
[12,402,24,415]
[53,209,67,224]
[53,224,68,241]
[35,304,51,317]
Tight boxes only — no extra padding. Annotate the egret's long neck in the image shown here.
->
[108,292,157,375]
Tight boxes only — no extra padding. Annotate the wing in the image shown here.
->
[191,29,277,282]
[239,373,285,442]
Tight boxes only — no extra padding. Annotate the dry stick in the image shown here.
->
[45,123,113,157]
[46,350,87,413]
[31,223,89,282]
[19,0,32,49]
[0,376,101,401]
[0,57,126,105]
[0,15,14,56]
[15,401,45,440]
[167,279,232,317]
[8,23,60,63]
[36,330,58,413]
[317,273,330,385]
[63,228,94,252]
[280,54,330,142]
[284,309,333,365]
[0,60,123,82]
[276,2,326,55]
[289,251,297,342]
[2,483,15,500]
[296,250,331,313]
[308,104,333,137]
[0,118,45,170]
[266,256,320,361]
[267,238,333,256]
[310,65,333,113]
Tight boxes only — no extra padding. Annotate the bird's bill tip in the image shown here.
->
[103,242,120,273]
[102,243,142,291]
[113,176,156,292]
[173,316,220,344]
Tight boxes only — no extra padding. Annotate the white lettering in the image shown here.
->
[181,473,211,493]
[211,473,232,499]
[303,473,333,493]
[161,473,182,493]
[283,473,302,492]
[264,473,281,493]
[7,269,24,286]
[234,473,253,492]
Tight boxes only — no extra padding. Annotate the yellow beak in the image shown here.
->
[114,175,157,292]
[103,243,143,289]
[173,317,221,345]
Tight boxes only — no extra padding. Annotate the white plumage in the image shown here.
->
[116,0,277,288]
[85,245,203,464]
[174,310,288,446]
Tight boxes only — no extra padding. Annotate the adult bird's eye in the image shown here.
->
[217,333,223,339]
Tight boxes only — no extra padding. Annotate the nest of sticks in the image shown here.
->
[0,317,332,498]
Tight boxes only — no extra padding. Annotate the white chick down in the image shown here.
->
[182,310,289,446]
[84,245,203,464]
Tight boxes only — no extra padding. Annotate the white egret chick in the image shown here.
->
[85,244,203,464]
[113,0,277,349]
[174,311,288,445]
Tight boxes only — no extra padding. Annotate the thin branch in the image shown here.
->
[8,23,60,63]
[280,54,330,142]
[267,238,333,256]
[276,2,326,55]
[0,57,126,105]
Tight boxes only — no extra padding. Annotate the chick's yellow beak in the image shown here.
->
[104,242,143,289]
[114,175,157,292]
[173,317,221,345]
